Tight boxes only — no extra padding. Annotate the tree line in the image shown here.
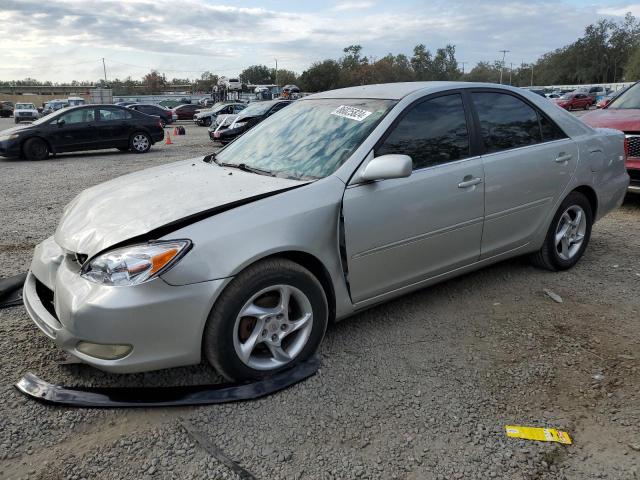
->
[2,13,639,94]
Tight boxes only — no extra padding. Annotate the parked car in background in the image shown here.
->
[67,96,86,106]
[22,82,627,381]
[193,103,245,126]
[227,78,242,91]
[546,92,563,99]
[42,100,69,116]
[0,101,14,118]
[579,86,607,103]
[0,105,164,160]
[582,81,640,192]
[115,101,136,107]
[213,99,292,144]
[13,102,39,123]
[173,104,201,120]
[208,113,240,141]
[127,104,177,127]
[596,86,630,109]
[159,100,187,109]
[554,92,592,110]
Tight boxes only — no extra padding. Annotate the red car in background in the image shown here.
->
[172,104,200,120]
[554,92,592,110]
[582,81,640,193]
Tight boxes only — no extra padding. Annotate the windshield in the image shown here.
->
[239,101,278,117]
[608,82,640,109]
[215,98,395,180]
[16,103,35,109]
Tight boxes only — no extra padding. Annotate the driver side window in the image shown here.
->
[58,108,95,124]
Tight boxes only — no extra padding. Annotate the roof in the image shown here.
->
[304,81,525,100]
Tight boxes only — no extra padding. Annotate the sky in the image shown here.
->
[1,0,639,82]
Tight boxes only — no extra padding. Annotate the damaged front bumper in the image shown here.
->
[24,237,228,373]
[15,356,320,407]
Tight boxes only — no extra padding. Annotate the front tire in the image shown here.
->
[530,192,592,271]
[129,132,151,154]
[23,138,49,160]
[203,258,328,381]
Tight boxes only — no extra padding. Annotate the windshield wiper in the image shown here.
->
[212,157,275,177]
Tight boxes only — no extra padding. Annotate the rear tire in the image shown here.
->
[203,258,328,382]
[530,192,592,271]
[23,138,49,160]
[129,132,151,154]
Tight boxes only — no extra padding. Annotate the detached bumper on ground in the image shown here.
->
[24,237,226,373]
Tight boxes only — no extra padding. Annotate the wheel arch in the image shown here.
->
[572,185,598,219]
[20,135,54,157]
[232,250,337,324]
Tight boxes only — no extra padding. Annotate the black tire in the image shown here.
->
[129,132,151,154]
[530,191,593,271]
[14,118,19,124]
[203,258,328,381]
[23,137,49,160]
[204,117,212,127]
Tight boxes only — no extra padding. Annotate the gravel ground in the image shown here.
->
[0,115,639,480]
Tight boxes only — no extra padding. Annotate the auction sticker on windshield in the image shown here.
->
[331,105,373,122]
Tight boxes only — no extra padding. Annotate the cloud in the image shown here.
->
[331,1,376,11]
[0,0,634,82]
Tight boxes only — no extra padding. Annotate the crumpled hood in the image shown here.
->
[581,109,640,131]
[55,158,304,256]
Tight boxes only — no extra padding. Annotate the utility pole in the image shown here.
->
[530,64,534,86]
[102,57,107,84]
[498,50,509,84]
[509,62,513,85]
[275,59,278,91]
[459,61,468,75]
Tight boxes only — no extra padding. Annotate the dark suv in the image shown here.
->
[127,104,177,127]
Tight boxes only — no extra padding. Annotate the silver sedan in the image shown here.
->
[24,82,629,381]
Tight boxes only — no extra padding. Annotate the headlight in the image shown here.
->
[81,240,191,286]
[0,133,19,142]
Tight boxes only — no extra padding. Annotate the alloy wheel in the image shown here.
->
[132,134,149,152]
[555,205,587,261]
[233,285,313,370]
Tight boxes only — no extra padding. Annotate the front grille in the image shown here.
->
[626,135,640,158]
[34,277,58,321]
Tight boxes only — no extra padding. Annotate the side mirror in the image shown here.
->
[57,119,65,127]
[360,154,412,182]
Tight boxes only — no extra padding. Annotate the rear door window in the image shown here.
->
[99,108,131,121]
[376,93,470,170]
[471,92,542,153]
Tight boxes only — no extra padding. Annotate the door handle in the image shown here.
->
[458,177,483,188]
[555,153,572,163]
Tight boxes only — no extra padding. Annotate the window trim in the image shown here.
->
[373,90,480,170]
[465,88,568,155]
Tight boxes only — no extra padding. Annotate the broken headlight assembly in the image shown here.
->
[81,240,191,286]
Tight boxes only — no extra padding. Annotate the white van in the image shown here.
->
[67,96,86,106]
[227,78,242,91]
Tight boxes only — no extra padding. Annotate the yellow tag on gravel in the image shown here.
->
[505,425,572,445]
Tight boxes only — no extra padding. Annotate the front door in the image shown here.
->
[48,107,98,152]
[342,93,485,304]
[468,91,578,258]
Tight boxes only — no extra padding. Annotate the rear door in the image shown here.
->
[342,92,485,303]
[48,107,99,152]
[97,107,133,148]
[469,90,578,258]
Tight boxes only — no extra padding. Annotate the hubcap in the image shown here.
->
[233,285,313,370]
[132,134,149,151]
[555,205,587,261]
